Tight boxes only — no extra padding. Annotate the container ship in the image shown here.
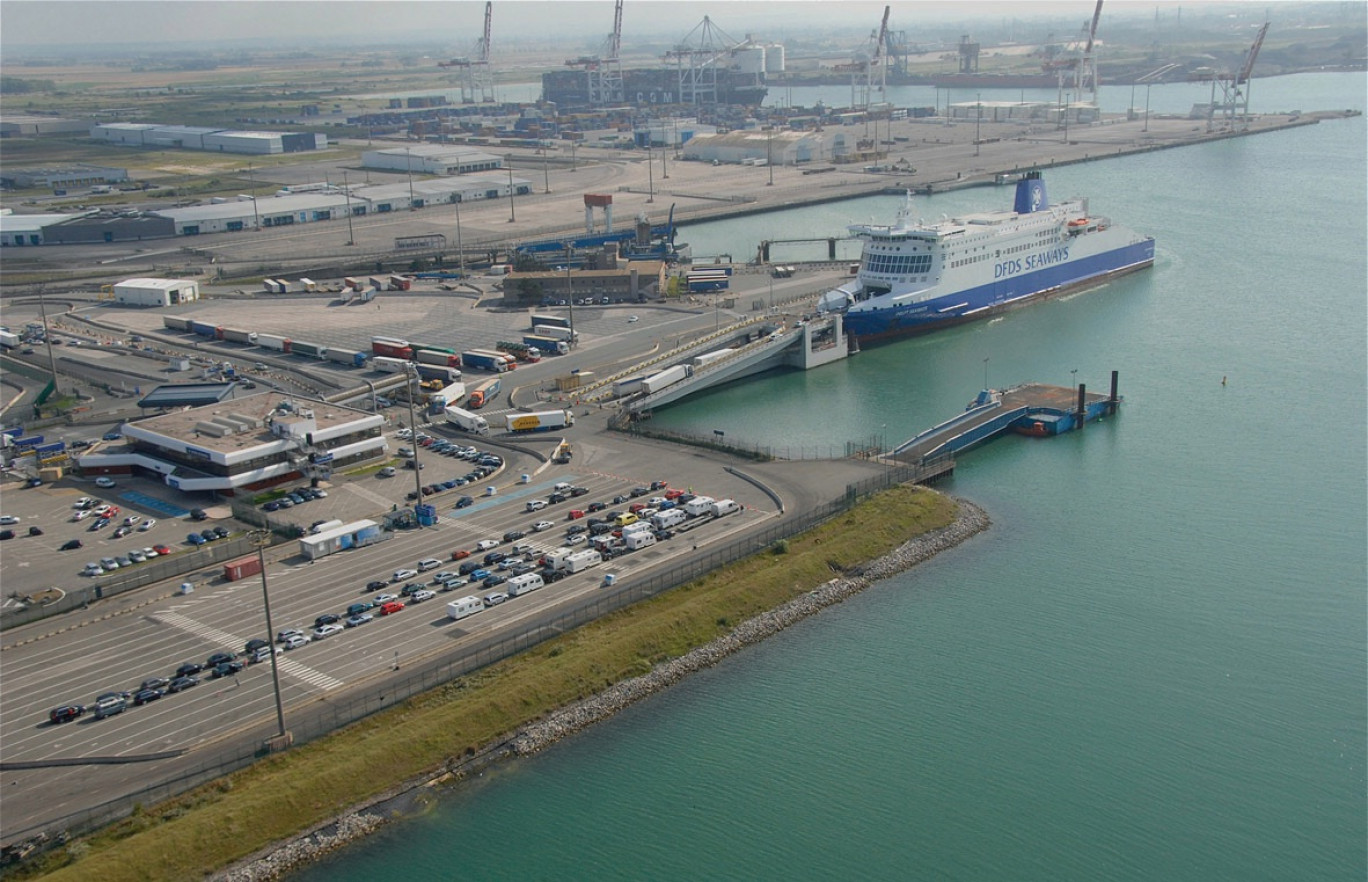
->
[817,173,1154,345]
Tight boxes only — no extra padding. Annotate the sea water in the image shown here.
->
[295,74,1365,881]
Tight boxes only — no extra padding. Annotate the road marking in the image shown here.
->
[151,611,344,691]
[342,483,393,510]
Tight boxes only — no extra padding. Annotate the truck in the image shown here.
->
[415,363,461,384]
[496,341,541,363]
[523,334,569,355]
[641,364,692,395]
[710,498,739,517]
[506,572,545,597]
[565,549,602,573]
[327,348,369,367]
[291,340,328,360]
[461,350,511,373]
[532,325,579,343]
[0,330,19,349]
[222,555,263,582]
[415,349,461,368]
[163,316,193,332]
[387,275,412,291]
[505,409,574,433]
[445,406,489,434]
[372,356,409,374]
[220,327,257,345]
[692,348,735,368]
[190,321,219,339]
[371,337,414,360]
[425,382,466,413]
[530,313,570,330]
[257,334,292,354]
[446,595,485,620]
[466,377,501,409]
[612,375,645,397]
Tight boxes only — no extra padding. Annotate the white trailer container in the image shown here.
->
[683,496,716,517]
[372,356,409,374]
[691,348,736,368]
[506,572,545,597]
[505,409,574,433]
[624,531,657,550]
[612,375,646,397]
[445,406,489,434]
[531,325,580,343]
[426,382,466,409]
[256,333,290,352]
[565,549,603,573]
[651,509,687,530]
[642,364,691,394]
[446,596,485,620]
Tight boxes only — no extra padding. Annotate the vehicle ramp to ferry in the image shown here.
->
[623,314,849,412]
[891,378,1121,464]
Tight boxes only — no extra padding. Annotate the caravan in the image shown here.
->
[446,596,485,621]
[506,572,545,597]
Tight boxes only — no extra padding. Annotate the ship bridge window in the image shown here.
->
[866,253,933,275]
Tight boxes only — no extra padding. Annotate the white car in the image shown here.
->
[0,515,19,526]
[627,315,639,322]
[395,428,413,440]
[525,500,547,512]
[71,511,91,522]
[311,623,344,640]
[138,518,156,531]
[410,589,437,604]
[82,563,104,577]
[123,515,142,526]
[95,477,117,489]
[565,533,586,545]
[283,634,311,650]
[72,497,95,510]
[142,546,159,558]
[483,592,508,607]
[531,521,554,532]
[417,558,442,571]
[391,568,418,582]
[476,539,499,551]
[374,593,398,604]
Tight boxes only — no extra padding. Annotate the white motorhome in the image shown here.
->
[446,596,485,620]
[624,531,657,550]
[683,496,716,517]
[651,509,686,530]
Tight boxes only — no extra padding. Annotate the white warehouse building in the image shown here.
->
[361,144,504,175]
[681,130,826,166]
[112,277,200,307]
[91,123,327,155]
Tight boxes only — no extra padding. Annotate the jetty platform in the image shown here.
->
[889,376,1121,479]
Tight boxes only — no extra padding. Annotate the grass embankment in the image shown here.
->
[27,485,956,882]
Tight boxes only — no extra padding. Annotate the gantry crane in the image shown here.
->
[664,16,743,105]
[1043,0,1104,108]
[564,0,624,105]
[1207,21,1269,132]
[832,6,892,110]
[439,1,494,104]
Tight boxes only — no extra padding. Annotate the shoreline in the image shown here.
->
[217,495,991,881]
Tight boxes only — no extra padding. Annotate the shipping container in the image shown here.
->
[0,330,20,349]
[505,409,574,433]
[327,348,369,367]
[642,364,692,394]
[691,348,736,368]
[415,363,461,384]
[414,348,461,367]
[291,340,328,359]
[163,316,193,332]
[531,325,579,343]
[223,555,263,582]
[221,327,258,345]
[522,334,569,355]
[425,382,466,413]
[388,275,412,291]
[190,321,219,338]
[530,313,571,330]
[12,435,45,449]
[372,356,409,374]
[612,375,646,397]
[460,351,510,373]
[257,334,292,353]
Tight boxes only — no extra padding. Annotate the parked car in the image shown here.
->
[167,675,199,694]
[49,704,85,724]
[483,592,508,607]
[531,521,554,532]
[94,477,117,489]
[211,661,245,678]
[283,634,311,650]
[312,623,344,640]
[346,613,374,628]
[133,688,164,706]
[153,544,172,555]
[186,533,207,546]
[313,613,340,628]
[138,518,156,531]
[60,539,83,551]
[476,539,499,551]
[455,496,474,509]
[409,589,437,604]
[176,661,204,677]
[378,601,405,616]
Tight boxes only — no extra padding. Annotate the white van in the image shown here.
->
[506,572,545,597]
[711,499,739,517]
[552,482,572,493]
[447,595,485,620]
[417,558,442,571]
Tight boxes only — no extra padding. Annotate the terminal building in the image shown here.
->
[78,392,386,494]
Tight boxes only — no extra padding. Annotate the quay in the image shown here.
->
[889,373,1122,481]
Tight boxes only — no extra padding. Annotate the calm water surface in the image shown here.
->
[296,74,1365,881]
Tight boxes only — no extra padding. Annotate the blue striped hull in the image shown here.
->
[843,238,1156,344]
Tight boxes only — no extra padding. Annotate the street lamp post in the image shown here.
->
[983,356,990,391]
[252,531,288,744]
[1144,83,1152,132]
[454,195,464,276]
[342,171,355,246]
[543,150,551,194]
[565,263,575,346]
[646,145,654,204]
[404,364,423,506]
[507,163,516,223]
[246,163,260,230]
[767,129,774,186]
[975,93,982,156]
[406,147,415,210]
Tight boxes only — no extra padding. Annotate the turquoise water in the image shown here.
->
[296,75,1365,881]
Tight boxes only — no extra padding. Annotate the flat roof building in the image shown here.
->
[113,277,200,308]
[77,392,386,493]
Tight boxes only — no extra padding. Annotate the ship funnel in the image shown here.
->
[1013,172,1048,214]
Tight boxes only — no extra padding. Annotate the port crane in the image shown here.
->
[832,5,893,111]
[665,15,744,105]
[564,0,625,105]
[439,1,494,104]
[1206,21,1270,132]
[1043,0,1104,109]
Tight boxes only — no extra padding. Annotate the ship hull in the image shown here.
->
[843,238,1155,345]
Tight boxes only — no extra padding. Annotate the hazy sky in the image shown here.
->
[0,0,1194,51]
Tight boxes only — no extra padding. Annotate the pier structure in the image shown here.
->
[888,375,1120,480]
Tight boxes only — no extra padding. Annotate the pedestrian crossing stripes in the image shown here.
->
[341,482,394,510]
[152,611,344,691]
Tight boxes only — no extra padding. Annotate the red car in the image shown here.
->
[379,601,405,616]
[152,544,172,556]
[451,549,471,560]
[664,488,685,500]
[567,509,585,520]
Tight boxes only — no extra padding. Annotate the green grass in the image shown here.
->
[22,485,956,881]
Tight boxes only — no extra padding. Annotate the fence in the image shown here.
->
[2,455,953,850]
[1,535,265,633]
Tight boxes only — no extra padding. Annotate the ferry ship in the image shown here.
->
[817,173,1154,344]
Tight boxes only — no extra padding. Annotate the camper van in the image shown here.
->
[446,596,485,621]
[506,572,545,597]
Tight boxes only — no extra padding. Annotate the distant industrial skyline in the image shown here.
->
[0,0,1265,54]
